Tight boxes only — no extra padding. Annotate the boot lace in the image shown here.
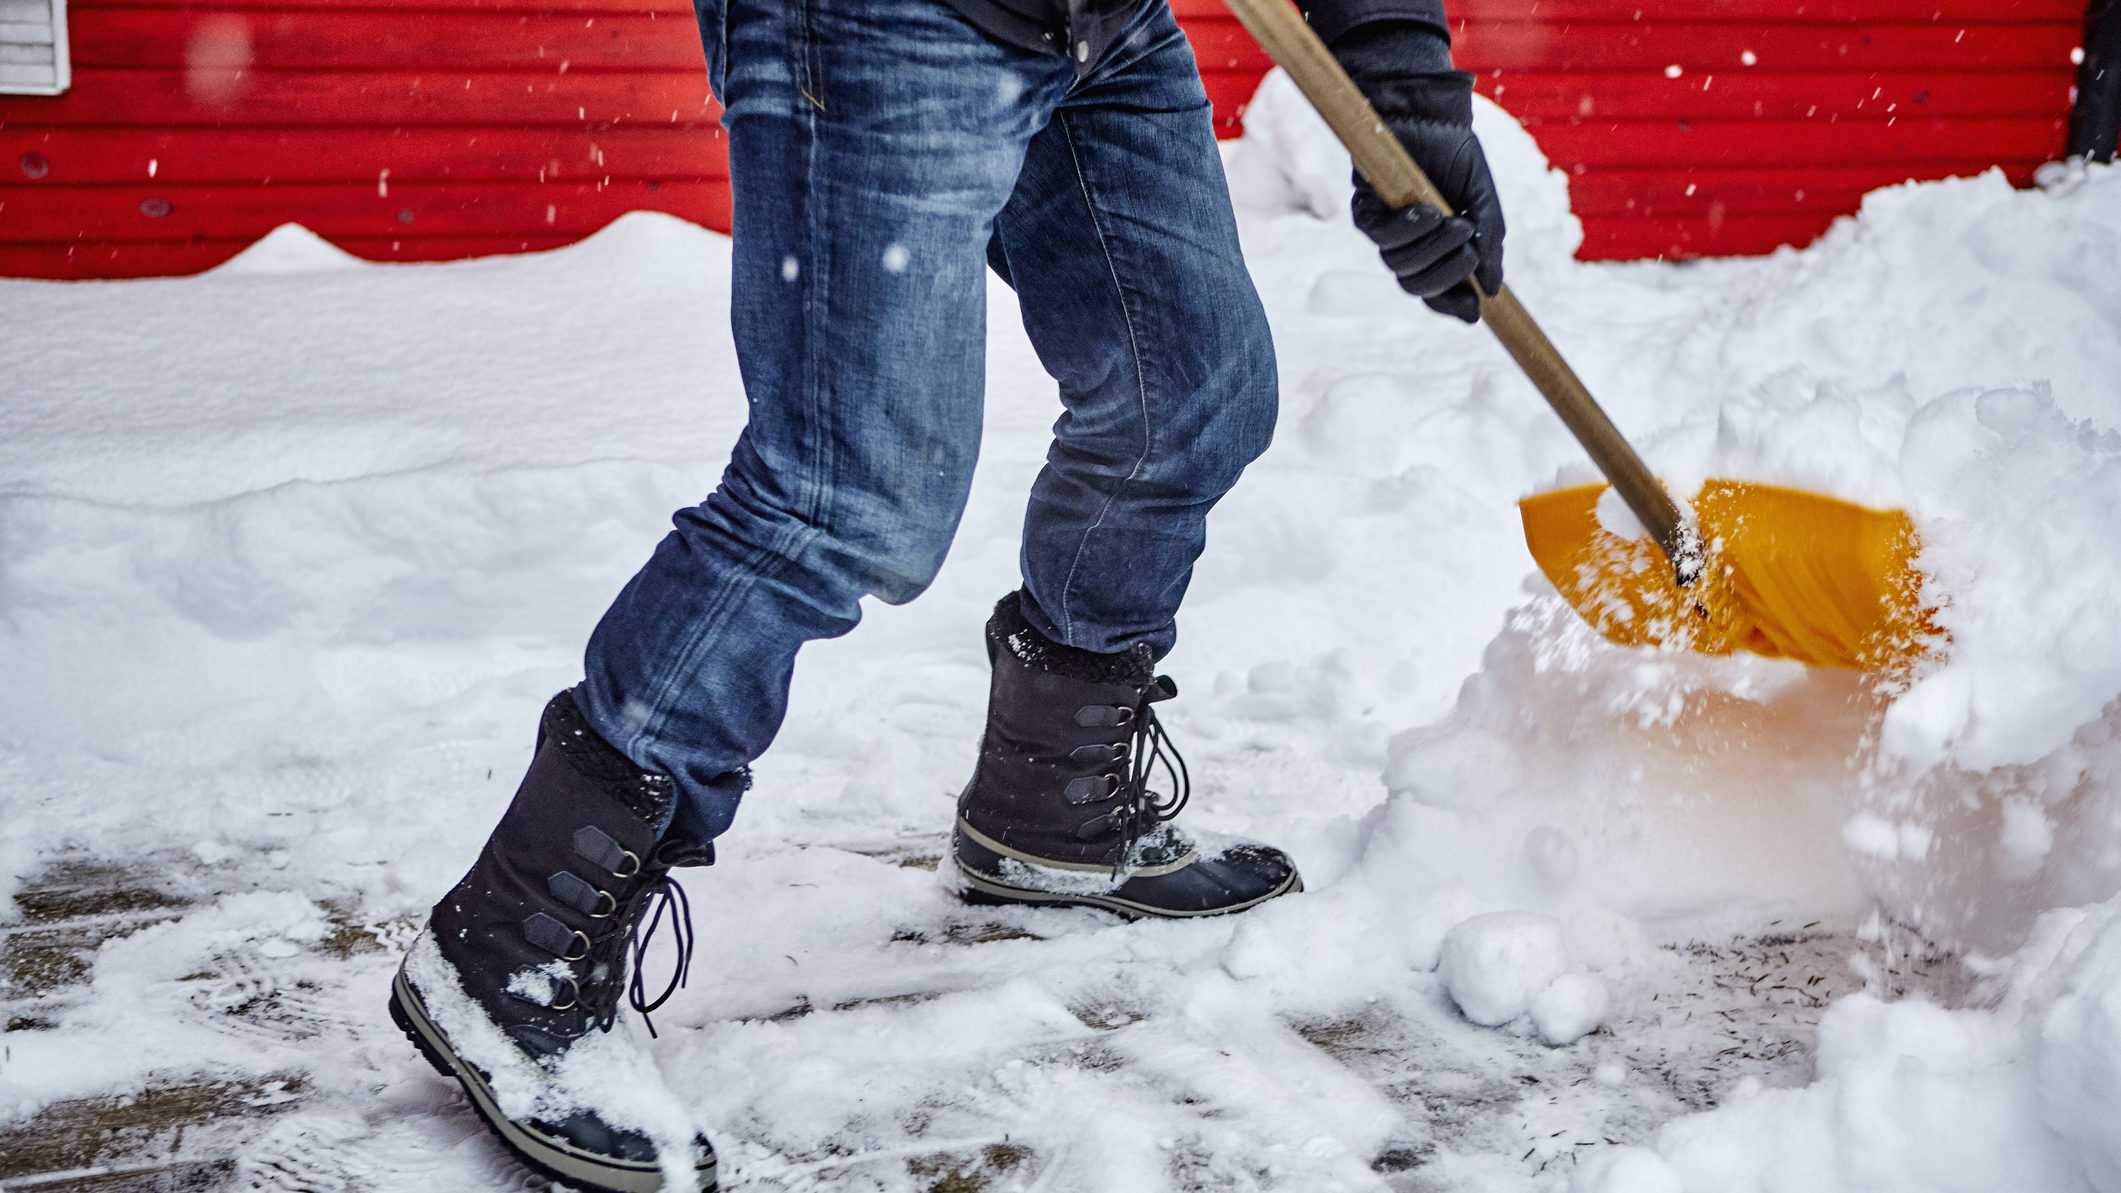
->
[581,873,694,1039]
[1101,680,1191,861]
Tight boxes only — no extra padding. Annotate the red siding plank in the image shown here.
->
[1443,0,2083,22]
[1183,20,1274,72]
[1169,0,2081,19]
[1452,22,2081,72]
[73,9,708,71]
[1564,163,2024,216]
[1579,213,1845,258]
[1186,18,2083,76]
[72,0,694,11]
[1524,117,2066,166]
[330,232,582,256]
[1202,69,1260,133]
[2,240,276,277]
[3,68,722,125]
[3,234,585,278]
[2,126,727,184]
[0,178,730,239]
[1480,71,2072,119]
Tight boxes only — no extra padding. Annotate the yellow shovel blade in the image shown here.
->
[1519,481,1934,671]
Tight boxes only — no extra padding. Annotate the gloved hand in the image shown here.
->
[1332,21,1505,323]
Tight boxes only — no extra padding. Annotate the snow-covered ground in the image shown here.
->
[4,74,2121,1192]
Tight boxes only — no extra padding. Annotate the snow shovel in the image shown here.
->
[1219,0,1933,671]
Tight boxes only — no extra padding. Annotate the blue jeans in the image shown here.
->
[579,0,1277,837]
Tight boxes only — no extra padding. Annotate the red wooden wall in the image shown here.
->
[1448,0,2083,259]
[0,0,2086,278]
[0,0,731,278]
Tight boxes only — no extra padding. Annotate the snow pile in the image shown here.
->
[2,67,2120,1193]
[1225,70,2121,1191]
[211,223,367,275]
[2030,898,2121,1191]
[1608,893,2121,1193]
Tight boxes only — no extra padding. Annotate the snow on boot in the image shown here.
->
[953,592,1302,918]
[389,689,723,1193]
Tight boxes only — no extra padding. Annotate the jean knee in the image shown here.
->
[853,521,960,605]
[1195,293,1278,483]
[1236,316,1280,454]
[825,453,982,606]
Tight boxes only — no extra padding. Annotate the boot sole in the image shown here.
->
[388,968,718,1193]
[955,859,1303,920]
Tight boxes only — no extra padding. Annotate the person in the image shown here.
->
[386,0,1504,1184]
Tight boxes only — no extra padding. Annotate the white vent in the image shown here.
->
[0,0,69,96]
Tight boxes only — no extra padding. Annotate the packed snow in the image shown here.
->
[4,69,2121,1192]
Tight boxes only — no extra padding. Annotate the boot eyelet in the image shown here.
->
[563,929,592,961]
[550,976,581,1011]
[589,890,617,919]
[611,850,641,879]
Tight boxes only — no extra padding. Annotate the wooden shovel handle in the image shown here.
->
[1221,0,1699,578]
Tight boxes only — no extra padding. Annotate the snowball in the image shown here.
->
[1571,1145,1682,1193]
[1531,971,1610,1046]
[1438,911,1571,1027]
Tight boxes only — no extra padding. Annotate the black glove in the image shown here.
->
[1333,21,1505,324]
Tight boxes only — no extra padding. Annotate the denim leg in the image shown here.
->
[582,0,1068,835]
[993,4,1279,658]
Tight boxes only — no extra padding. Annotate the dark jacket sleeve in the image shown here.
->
[1300,0,1449,48]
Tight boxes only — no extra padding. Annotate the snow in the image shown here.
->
[4,68,2121,1193]
[1529,973,1609,1049]
[1645,903,2121,1193]
[211,223,368,276]
[403,933,708,1189]
[1571,1145,1682,1193]
[1437,911,1571,1028]
[1431,910,1608,1047]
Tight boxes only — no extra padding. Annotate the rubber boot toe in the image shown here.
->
[955,820,1301,919]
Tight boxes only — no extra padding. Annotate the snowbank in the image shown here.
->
[1609,894,2121,1193]
[1225,72,2121,1191]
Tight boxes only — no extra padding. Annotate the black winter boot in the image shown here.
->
[953,592,1302,918]
[389,690,723,1193]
